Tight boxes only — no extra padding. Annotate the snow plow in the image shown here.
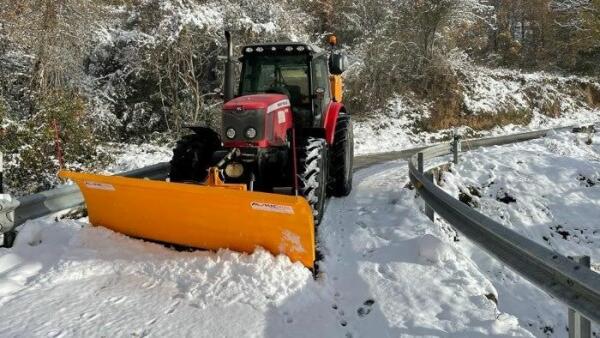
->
[59,32,353,269]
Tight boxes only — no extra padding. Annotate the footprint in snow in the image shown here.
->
[165,301,180,314]
[79,312,100,321]
[357,299,376,318]
[282,311,294,324]
[377,264,397,281]
[107,295,127,305]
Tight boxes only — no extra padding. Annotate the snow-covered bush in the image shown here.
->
[1,91,108,195]
[85,0,317,140]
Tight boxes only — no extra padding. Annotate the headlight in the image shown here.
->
[226,128,236,139]
[245,127,257,139]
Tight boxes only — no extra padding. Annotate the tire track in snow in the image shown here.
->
[319,161,410,337]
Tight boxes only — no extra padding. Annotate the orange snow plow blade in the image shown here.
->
[59,170,316,268]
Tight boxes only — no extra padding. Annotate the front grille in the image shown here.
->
[222,109,265,141]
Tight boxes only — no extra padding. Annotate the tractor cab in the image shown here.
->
[238,43,328,129]
[238,43,329,128]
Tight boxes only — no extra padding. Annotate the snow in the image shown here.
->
[280,230,305,254]
[417,233,455,264]
[99,142,173,174]
[3,109,600,335]
[0,194,15,203]
[439,129,600,335]
[1,160,552,337]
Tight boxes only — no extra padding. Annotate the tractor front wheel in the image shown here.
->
[298,137,328,225]
[169,129,221,183]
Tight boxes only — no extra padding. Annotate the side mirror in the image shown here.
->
[329,52,347,75]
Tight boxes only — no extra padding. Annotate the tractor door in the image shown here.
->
[311,56,331,128]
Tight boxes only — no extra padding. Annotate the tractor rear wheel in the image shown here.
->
[169,129,221,183]
[328,115,353,197]
[298,137,328,225]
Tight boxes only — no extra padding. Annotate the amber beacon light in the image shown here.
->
[328,34,337,46]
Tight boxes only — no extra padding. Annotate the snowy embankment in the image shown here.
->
[439,130,600,336]
[354,66,600,155]
[1,161,544,337]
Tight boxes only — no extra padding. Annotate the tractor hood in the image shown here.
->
[222,94,292,148]
[223,94,290,111]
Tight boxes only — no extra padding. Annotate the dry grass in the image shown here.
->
[423,107,533,131]
[422,81,533,131]
[581,83,600,108]
[539,99,561,118]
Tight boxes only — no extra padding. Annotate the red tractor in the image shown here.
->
[169,32,354,224]
[60,32,351,268]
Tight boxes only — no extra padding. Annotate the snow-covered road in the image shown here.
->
[0,159,543,337]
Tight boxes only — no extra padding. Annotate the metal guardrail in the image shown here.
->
[408,126,600,327]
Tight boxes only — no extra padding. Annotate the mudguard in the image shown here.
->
[323,102,345,145]
[59,171,316,268]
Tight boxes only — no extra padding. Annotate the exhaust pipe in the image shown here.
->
[224,31,235,102]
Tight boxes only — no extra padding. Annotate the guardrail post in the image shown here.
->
[424,172,435,221]
[452,135,461,164]
[417,152,435,222]
[568,256,591,338]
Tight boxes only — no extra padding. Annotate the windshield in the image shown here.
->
[239,55,310,108]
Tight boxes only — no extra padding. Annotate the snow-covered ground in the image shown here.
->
[3,112,600,336]
[0,162,534,337]
[439,130,600,336]
[99,142,173,174]
[3,140,594,336]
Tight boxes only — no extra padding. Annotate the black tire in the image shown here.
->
[298,137,328,225]
[328,115,353,197]
[169,129,221,183]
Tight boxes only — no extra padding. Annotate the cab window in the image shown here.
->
[239,54,310,109]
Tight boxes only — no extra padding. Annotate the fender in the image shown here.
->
[322,102,346,145]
